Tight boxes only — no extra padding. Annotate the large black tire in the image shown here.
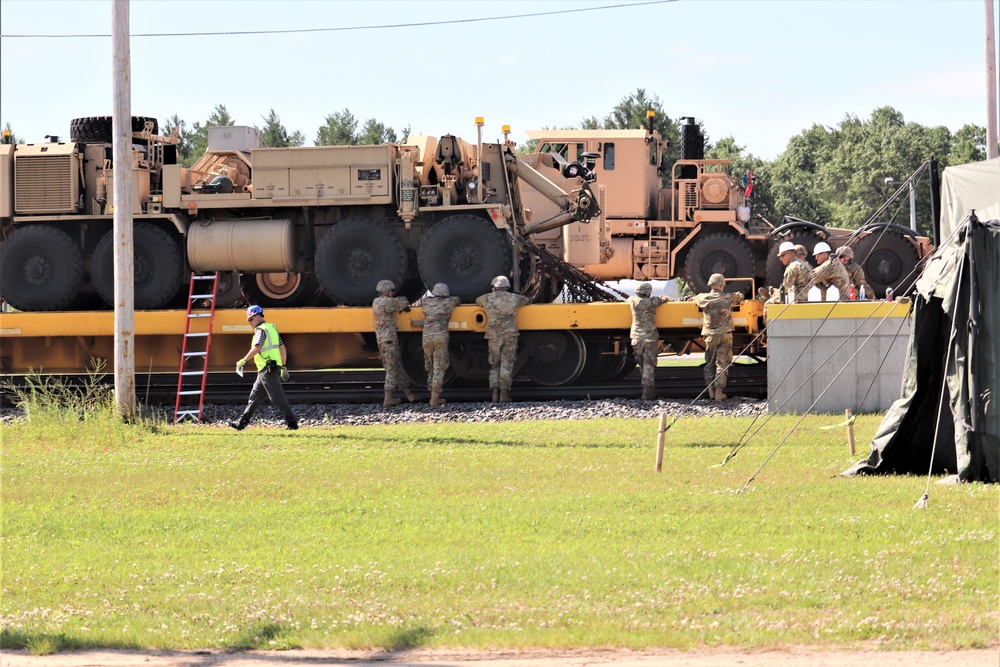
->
[0,225,83,311]
[91,223,183,309]
[69,116,158,143]
[683,232,755,294]
[315,217,407,306]
[240,272,319,308]
[854,229,921,299]
[765,230,825,289]
[417,215,512,303]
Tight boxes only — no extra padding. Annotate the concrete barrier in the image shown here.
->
[766,301,912,414]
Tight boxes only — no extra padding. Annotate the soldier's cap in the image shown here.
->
[707,273,725,288]
[835,246,854,259]
[777,241,796,256]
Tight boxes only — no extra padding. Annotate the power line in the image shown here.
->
[1,0,675,39]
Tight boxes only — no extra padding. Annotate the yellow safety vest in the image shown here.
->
[252,321,282,371]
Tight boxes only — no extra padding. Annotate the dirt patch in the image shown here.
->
[1,647,996,667]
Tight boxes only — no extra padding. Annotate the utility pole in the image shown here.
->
[987,0,998,159]
[112,0,136,419]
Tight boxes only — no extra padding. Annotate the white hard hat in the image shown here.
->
[777,241,796,256]
[813,241,832,256]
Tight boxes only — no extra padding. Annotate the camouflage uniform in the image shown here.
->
[692,290,744,395]
[813,259,850,300]
[476,290,530,393]
[846,262,870,296]
[627,294,668,395]
[420,294,461,396]
[783,258,813,303]
[373,294,411,394]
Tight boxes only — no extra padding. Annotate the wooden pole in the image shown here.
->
[112,0,136,420]
[655,412,666,472]
[845,408,856,456]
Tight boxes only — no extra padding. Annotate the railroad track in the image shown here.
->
[3,364,767,406]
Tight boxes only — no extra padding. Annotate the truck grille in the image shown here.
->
[15,154,77,214]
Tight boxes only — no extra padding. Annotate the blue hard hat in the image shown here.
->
[246,305,264,320]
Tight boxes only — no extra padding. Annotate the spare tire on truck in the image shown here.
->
[69,116,159,143]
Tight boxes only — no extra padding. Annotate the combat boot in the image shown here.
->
[499,388,512,403]
[491,388,500,403]
[641,385,657,401]
[229,419,247,431]
[715,386,728,402]
[429,391,446,407]
[383,392,401,408]
[404,389,417,403]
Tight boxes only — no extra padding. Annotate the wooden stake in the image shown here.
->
[846,408,856,455]
[655,412,666,472]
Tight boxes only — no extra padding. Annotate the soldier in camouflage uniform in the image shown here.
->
[627,282,670,401]
[476,275,530,403]
[811,241,850,301]
[693,273,744,402]
[795,244,808,262]
[373,279,416,408]
[835,246,870,297]
[769,241,811,304]
[420,283,461,407]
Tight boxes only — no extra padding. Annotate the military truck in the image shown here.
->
[520,116,934,297]
[0,117,601,311]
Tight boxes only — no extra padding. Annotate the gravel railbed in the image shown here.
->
[2,397,766,427]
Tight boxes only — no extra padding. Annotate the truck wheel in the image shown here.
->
[69,116,158,143]
[765,230,824,288]
[91,223,183,309]
[417,215,511,303]
[0,225,83,311]
[315,217,407,306]
[683,233,755,295]
[240,272,319,308]
[854,228,920,299]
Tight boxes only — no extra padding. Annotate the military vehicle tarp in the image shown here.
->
[844,159,999,483]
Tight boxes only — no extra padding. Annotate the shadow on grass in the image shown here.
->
[224,622,300,651]
[381,625,434,651]
[0,629,142,655]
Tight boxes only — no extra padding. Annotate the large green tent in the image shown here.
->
[844,160,999,483]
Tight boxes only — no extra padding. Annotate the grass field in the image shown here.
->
[1,401,996,654]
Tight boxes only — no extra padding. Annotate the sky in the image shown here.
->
[0,0,994,160]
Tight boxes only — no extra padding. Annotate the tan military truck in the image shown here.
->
[0,117,600,311]
[520,116,933,297]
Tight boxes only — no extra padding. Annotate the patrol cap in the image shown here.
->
[376,279,396,293]
[432,283,450,297]
[777,241,796,256]
[635,282,652,296]
[707,273,725,288]
[813,241,833,256]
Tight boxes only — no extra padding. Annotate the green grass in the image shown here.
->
[1,406,997,653]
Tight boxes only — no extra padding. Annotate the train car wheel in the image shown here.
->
[0,225,83,311]
[91,223,182,309]
[854,228,921,299]
[683,233,755,294]
[240,272,318,308]
[399,333,458,388]
[316,217,407,306]
[417,215,511,303]
[520,330,587,386]
[765,230,825,288]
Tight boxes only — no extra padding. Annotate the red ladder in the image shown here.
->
[173,273,220,424]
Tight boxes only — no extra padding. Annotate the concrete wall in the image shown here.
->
[766,301,912,414]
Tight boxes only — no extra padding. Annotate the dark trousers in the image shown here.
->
[238,367,296,425]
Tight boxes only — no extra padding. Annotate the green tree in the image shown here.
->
[315,109,358,146]
[257,109,305,148]
[161,114,196,164]
[357,118,397,145]
[949,124,986,165]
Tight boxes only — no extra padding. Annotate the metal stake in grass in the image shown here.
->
[655,412,677,472]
